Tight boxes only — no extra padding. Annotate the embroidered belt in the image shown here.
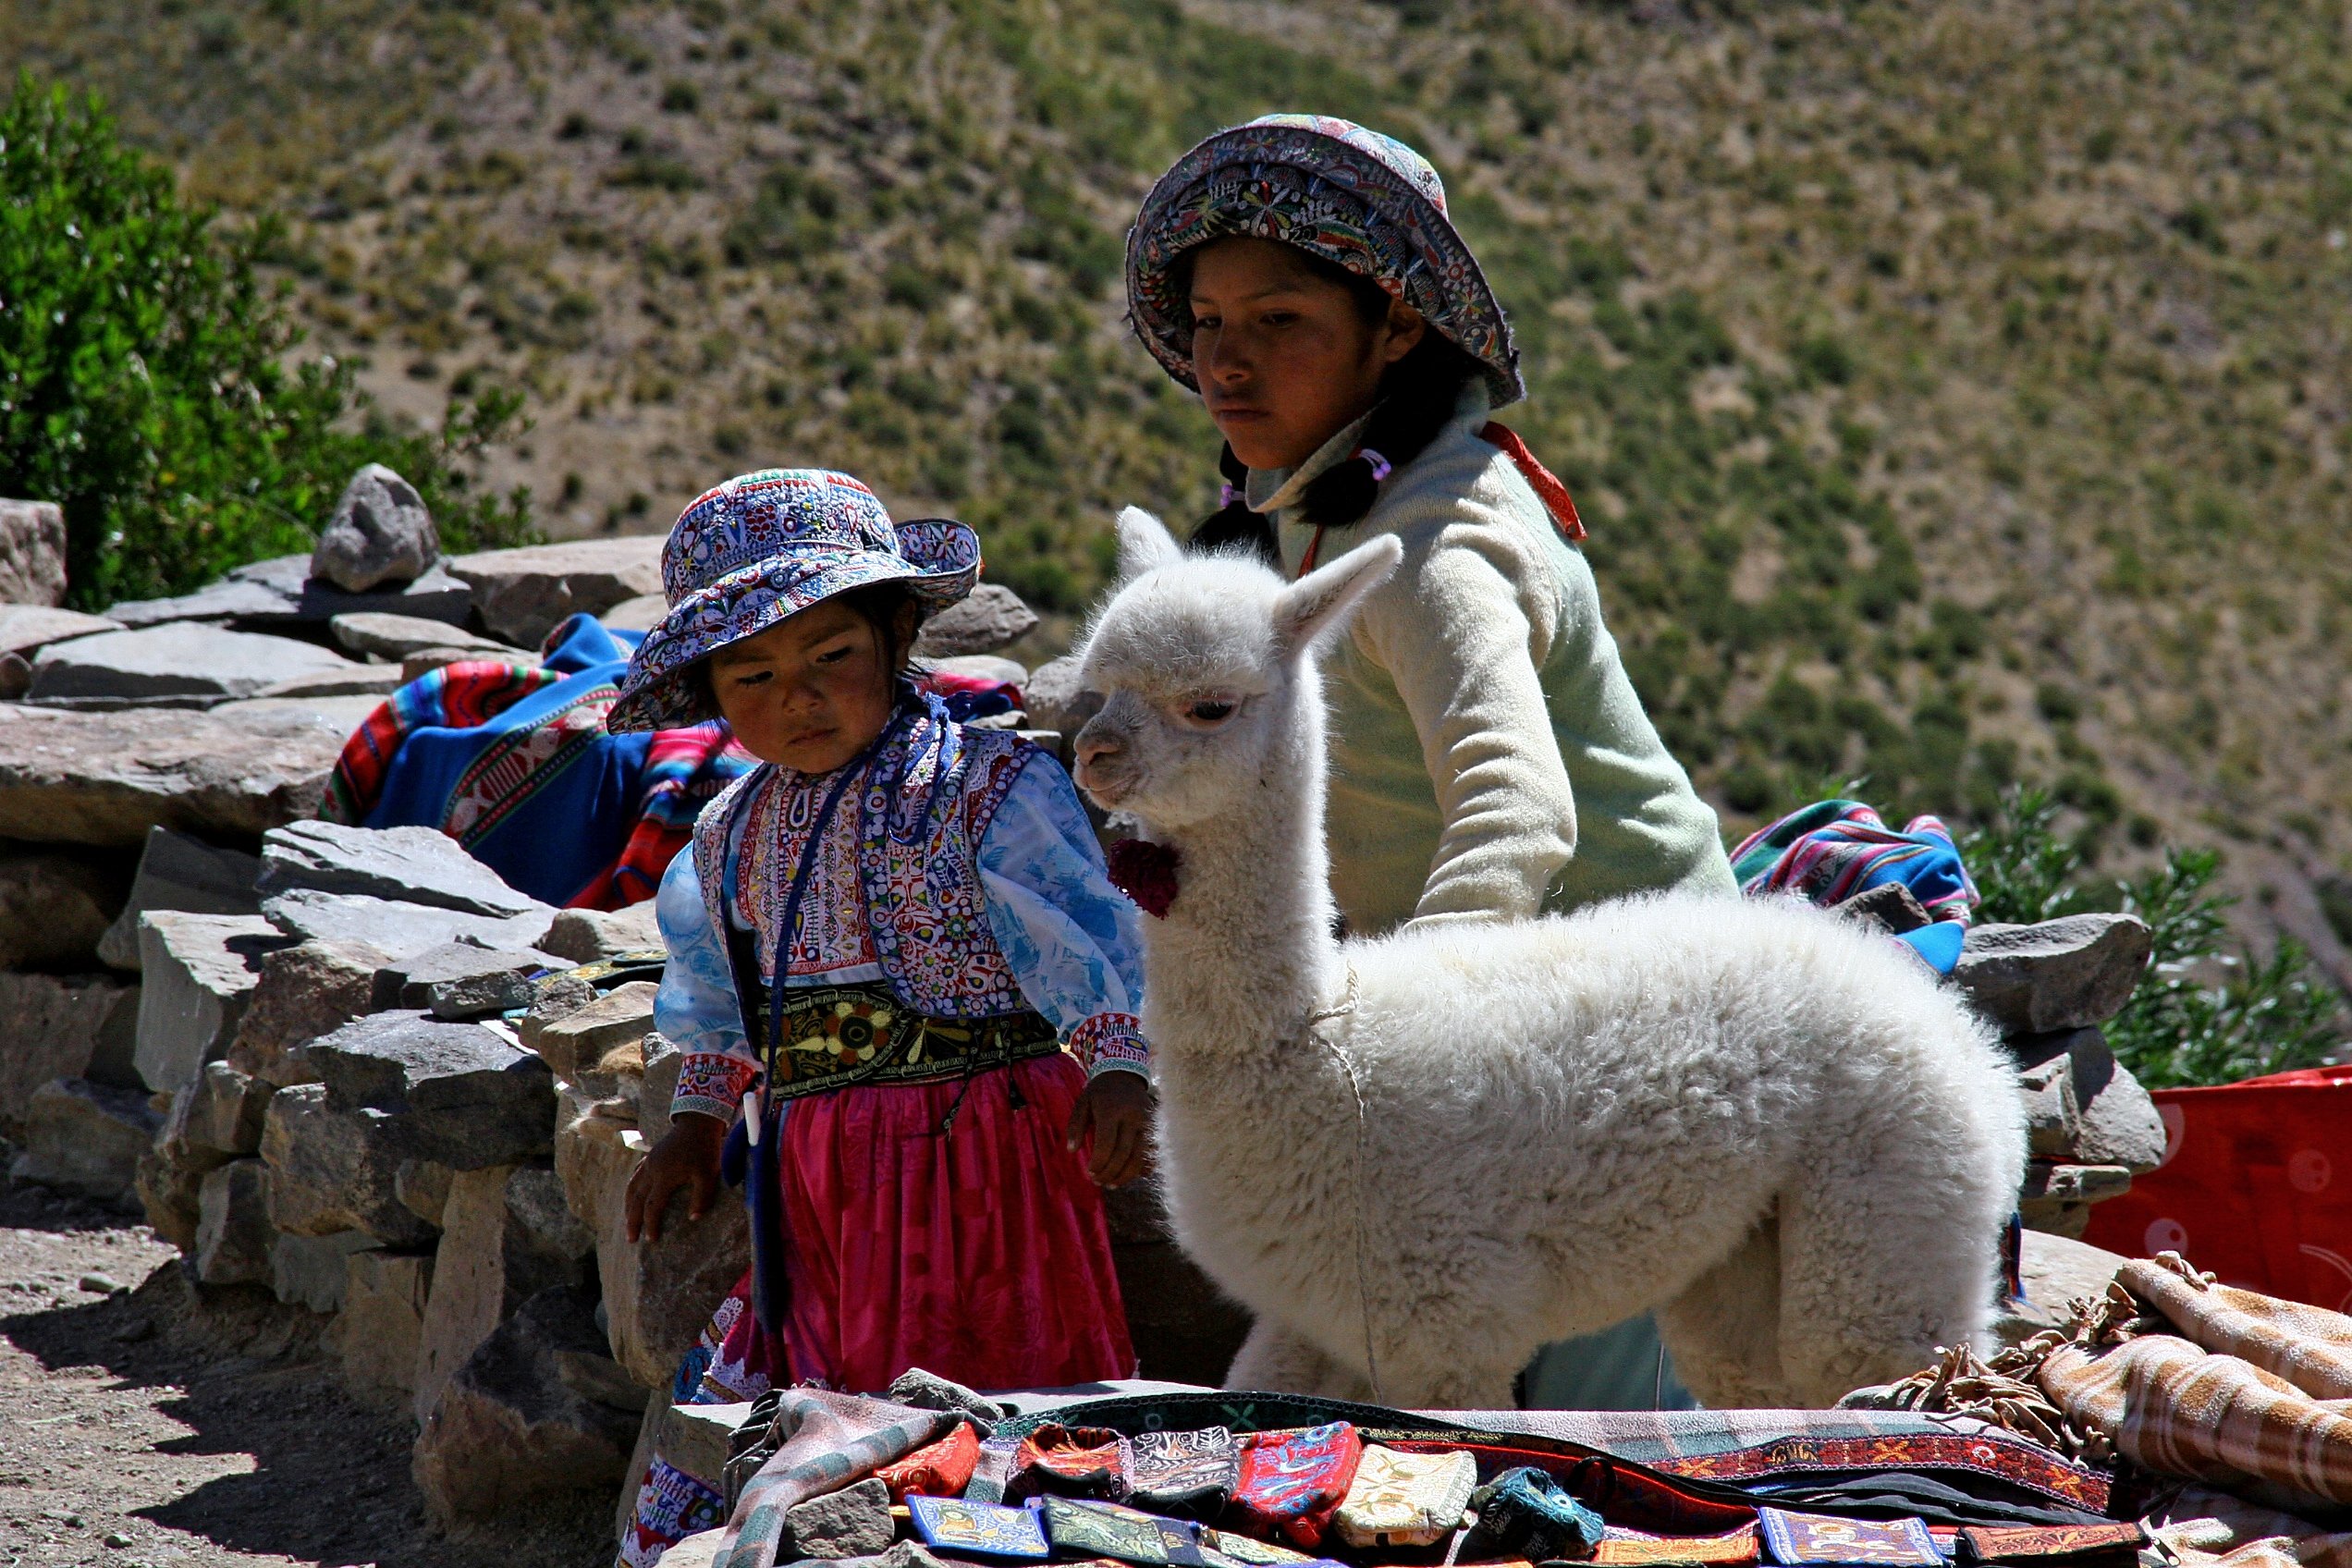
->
[747,981,1061,1101]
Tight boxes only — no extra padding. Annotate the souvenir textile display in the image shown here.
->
[910,1496,1053,1560]
[1952,1524,2146,1568]
[1010,1427,1136,1503]
[1331,1446,1479,1550]
[879,1423,986,1503]
[1592,1526,1762,1567]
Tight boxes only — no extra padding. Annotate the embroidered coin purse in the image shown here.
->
[1758,1509,1940,1567]
[1230,1423,1364,1550]
[1127,1427,1243,1521]
[909,1495,1052,1560]
[1332,1445,1478,1550]
[1010,1425,1134,1503]
[877,1421,984,1502]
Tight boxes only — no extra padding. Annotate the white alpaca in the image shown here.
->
[1072,508,2027,1411]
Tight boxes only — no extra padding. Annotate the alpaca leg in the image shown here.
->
[1226,1318,1374,1401]
[1776,1166,2003,1406]
[1657,1215,1792,1409]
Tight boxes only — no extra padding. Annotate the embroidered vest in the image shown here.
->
[690,717,1041,1021]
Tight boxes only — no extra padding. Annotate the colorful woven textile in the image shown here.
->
[875,1422,983,1502]
[1009,1425,1133,1503]
[1729,800,1978,974]
[2117,1256,2352,1398]
[322,613,753,910]
[608,468,980,733]
[1126,1427,1243,1520]
[906,1496,1051,1560]
[2146,1484,2352,1568]
[1127,115,1523,406]
[2022,1257,2352,1509]
[1331,1445,1476,1550]
[1231,1424,1366,1550]
[1757,1509,1940,1566]
[1952,1523,2144,1568]
[1595,1526,1762,1566]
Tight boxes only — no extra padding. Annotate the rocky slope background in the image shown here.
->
[5,0,2350,983]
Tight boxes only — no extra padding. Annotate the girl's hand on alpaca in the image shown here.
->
[625,1110,728,1243]
[1067,1072,1155,1188]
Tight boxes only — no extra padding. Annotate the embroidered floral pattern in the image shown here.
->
[1129,115,1523,407]
[1069,1012,1149,1079]
[607,468,981,734]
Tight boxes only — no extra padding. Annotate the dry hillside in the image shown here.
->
[6,0,2350,972]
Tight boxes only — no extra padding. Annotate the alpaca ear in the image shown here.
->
[1115,507,1184,582]
[1271,535,1403,656]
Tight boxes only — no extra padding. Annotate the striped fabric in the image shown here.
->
[2147,1484,2352,1568]
[1729,801,1978,923]
[716,1389,958,1568]
[2028,1256,2352,1509]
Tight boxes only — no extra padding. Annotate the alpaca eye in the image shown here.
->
[1188,700,1235,723]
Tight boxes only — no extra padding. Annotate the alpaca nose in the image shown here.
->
[1074,730,1121,774]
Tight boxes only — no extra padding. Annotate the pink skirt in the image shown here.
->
[704,1050,1133,1397]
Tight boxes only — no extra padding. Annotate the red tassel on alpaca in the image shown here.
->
[1107,838,1182,918]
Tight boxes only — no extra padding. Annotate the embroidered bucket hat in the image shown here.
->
[606,468,979,734]
[1126,113,1524,407]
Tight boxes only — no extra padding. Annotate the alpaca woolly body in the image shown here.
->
[1075,508,2027,1411]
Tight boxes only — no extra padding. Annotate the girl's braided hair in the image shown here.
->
[1185,246,1483,565]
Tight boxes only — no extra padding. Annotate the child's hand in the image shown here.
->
[1065,1072,1154,1189]
[625,1110,729,1243]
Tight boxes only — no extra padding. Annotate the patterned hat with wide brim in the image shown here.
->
[1126,113,1524,408]
[606,469,979,734]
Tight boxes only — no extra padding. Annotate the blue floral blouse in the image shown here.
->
[655,753,1151,1123]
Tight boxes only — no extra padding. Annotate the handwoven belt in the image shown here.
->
[746,980,1061,1102]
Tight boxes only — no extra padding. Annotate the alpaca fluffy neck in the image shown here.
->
[1146,678,1342,1054]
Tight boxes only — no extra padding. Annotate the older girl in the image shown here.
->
[1125,115,1736,1406]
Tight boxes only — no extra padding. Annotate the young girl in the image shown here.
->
[1125,115,1735,1407]
[609,470,1154,1563]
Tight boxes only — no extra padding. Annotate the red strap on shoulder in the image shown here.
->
[1479,422,1586,544]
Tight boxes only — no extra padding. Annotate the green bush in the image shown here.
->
[0,77,535,609]
[1962,786,2346,1087]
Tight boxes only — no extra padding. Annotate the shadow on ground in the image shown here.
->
[0,1181,612,1568]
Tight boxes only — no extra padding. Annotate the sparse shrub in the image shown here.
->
[0,78,534,607]
[660,80,701,114]
[1963,786,2346,1086]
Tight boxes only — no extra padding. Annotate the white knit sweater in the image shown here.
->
[1249,386,1736,933]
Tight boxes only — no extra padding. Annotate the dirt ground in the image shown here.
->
[0,1178,612,1568]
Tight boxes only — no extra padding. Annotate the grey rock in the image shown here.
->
[395,1158,455,1227]
[554,1347,648,1412]
[224,937,388,1087]
[312,464,439,593]
[410,1285,639,1525]
[783,1477,893,1562]
[638,1033,681,1138]
[251,663,408,701]
[382,941,565,1020]
[925,653,1027,689]
[1020,655,1100,741]
[1954,913,2154,1034]
[108,553,472,631]
[0,499,67,606]
[913,583,1037,658]
[1835,881,1933,935]
[0,651,30,699]
[0,698,357,847]
[2018,1160,2135,1240]
[303,1010,557,1170]
[653,1399,754,1490]
[8,1077,162,1206]
[414,1163,589,1421]
[0,972,140,1122]
[885,1367,1005,1423]
[444,537,666,648]
[180,1060,272,1157]
[97,827,262,973]
[260,888,557,962]
[0,604,121,658]
[258,819,545,919]
[840,1541,959,1568]
[599,593,668,632]
[527,980,656,1082]
[2007,1026,2167,1173]
[2015,1052,2079,1158]
[505,1165,594,1264]
[329,611,508,661]
[133,912,288,1092]
[259,1082,438,1247]
[539,901,664,964]
[2075,1058,2168,1172]
[340,1248,436,1398]
[0,844,129,971]
[27,623,360,708]
[271,1227,378,1313]
[193,1158,274,1284]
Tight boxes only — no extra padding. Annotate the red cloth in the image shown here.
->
[876,1424,983,1502]
[1231,1422,1365,1549]
[2085,1065,2352,1312]
[705,1053,1135,1395]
